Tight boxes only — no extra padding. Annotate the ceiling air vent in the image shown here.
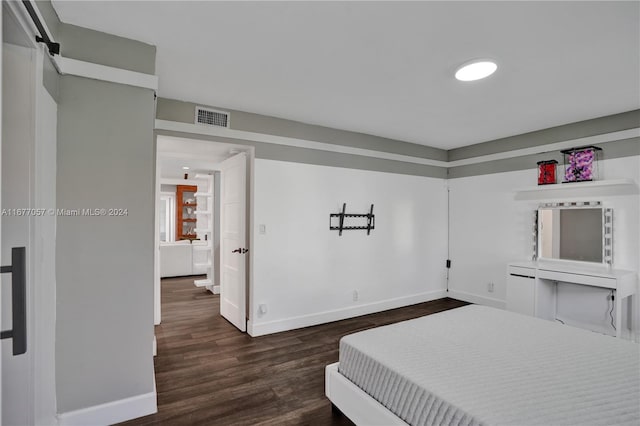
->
[195,106,230,128]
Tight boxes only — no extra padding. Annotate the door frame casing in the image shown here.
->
[153,134,254,333]
[32,60,58,426]
[153,149,161,325]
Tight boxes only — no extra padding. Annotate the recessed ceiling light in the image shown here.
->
[182,166,190,170]
[455,60,497,82]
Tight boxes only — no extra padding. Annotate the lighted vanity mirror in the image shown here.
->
[536,203,613,265]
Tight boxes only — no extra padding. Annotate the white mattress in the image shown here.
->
[338,305,640,426]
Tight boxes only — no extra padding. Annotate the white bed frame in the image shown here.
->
[326,304,640,426]
[325,362,407,425]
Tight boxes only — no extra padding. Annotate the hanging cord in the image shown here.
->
[609,290,616,331]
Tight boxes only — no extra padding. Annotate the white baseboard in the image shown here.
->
[447,289,506,309]
[57,391,157,426]
[247,289,447,336]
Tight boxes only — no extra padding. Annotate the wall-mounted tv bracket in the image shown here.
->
[330,203,375,236]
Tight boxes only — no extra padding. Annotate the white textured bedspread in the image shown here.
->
[338,305,640,426]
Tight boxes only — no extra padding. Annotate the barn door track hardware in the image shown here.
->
[330,203,375,236]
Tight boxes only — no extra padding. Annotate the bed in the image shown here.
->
[325,305,640,426]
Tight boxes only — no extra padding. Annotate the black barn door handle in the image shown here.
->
[1,247,27,355]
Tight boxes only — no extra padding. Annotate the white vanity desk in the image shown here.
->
[507,261,637,338]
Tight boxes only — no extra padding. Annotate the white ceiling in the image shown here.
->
[157,135,248,179]
[52,1,640,150]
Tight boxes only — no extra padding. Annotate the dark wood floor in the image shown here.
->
[121,277,468,425]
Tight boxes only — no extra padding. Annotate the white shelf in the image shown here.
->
[192,172,215,295]
[515,178,638,201]
[193,278,212,287]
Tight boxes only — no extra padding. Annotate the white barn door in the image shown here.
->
[1,4,58,424]
[0,5,4,420]
[219,153,247,332]
[1,42,33,426]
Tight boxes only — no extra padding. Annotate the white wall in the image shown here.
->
[449,168,535,307]
[56,76,156,416]
[449,156,640,335]
[250,159,448,336]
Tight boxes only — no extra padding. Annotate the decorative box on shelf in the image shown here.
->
[561,145,602,183]
[536,160,558,185]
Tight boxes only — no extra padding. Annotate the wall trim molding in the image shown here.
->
[247,289,448,337]
[156,119,448,167]
[54,56,158,90]
[57,391,157,426]
[156,119,639,169]
[447,128,640,167]
[447,290,506,309]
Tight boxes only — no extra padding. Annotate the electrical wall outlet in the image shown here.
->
[487,282,495,293]
[352,290,359,302]
[258,224,266,234]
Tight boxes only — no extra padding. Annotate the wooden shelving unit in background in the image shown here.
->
[176,185,198,240]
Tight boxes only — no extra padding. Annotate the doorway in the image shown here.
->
[154,135,252,344]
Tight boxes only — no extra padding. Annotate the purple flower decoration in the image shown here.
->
[565,148,595,182]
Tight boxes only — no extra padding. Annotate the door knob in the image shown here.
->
[232,248,249,254]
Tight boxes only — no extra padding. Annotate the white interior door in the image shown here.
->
[219,153,247,332]
[1,42,34,426]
